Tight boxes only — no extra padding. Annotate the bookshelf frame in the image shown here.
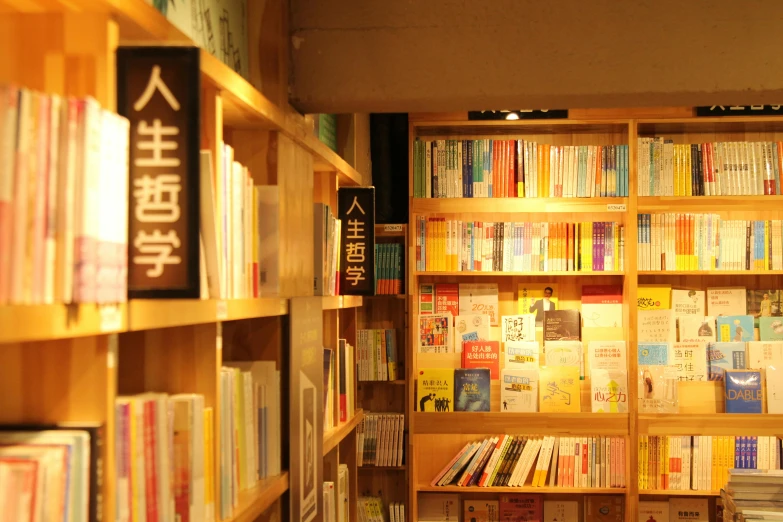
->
[407,112,783,521]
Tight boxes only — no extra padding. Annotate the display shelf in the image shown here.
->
[640,489,721,497]
[228,472,290,522]
[412,197,629,215]
[413,413,629,435]
[128,298,288,331]
[323,409,365,456]
[638,270,783,276]
[637,195,783,212]
[0,303,127,343]
[416,485,627,494]
[322,295,364,310]
[638,414,783,436]
[412,119,630,138]
[417,271,625,277]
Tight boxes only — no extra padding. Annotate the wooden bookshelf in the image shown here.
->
[412,197,629,215]
[638,195,783,212]
[323,409,365,456]
[641,490,721,497]
[229,472,290,522]
[127,298,289,331]
[0,303,127,343]
[322,295,364,310]
[416,271,626,277]
[638,413,783,436]
[417,485,627,494]
[412,412,629,435]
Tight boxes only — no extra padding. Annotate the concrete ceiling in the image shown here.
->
[289,0,783,114]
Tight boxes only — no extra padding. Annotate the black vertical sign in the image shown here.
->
[117,46,201,299]
[338,187,375,296]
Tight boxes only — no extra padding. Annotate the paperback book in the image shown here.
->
[500,369,539,412]
[591,370,629,413]
[638,342,679,413]
[706,342,746,380]
[419,314,453,353]
[462,340,500,379]
[455,369,491,412]
[456,314,491,344]
[417,369,454,412]
[539,366,580,413]
[716,315,754,342]
[504,341,540,370]
[671,289,706,317]
[518,283,559,327]
[543,310,581,341]
[724,369,764,414]
[677,316,716,343]
[501,314,536,343]
[460,283,499,326]
[581,285,623,328]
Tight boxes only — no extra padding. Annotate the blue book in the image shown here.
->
[707,342,747,381]
[716,315,754,343]
[454,368,490,412]
[725,369,764,414]
[638,342,670,366]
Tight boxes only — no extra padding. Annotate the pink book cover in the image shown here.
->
[32,94,50,304]
[582,439,589,484]
[0,85,19,304]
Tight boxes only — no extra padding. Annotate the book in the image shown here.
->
[708,287,747,316]
[581,284,623,328]
[746,341,783,370]
[462,341,500,379]
[591,370,629,413]
[638,284,672,310]
[419,314,453,353]
[459,283,499,326]
[454,368,491,412]
[543,341,582,370]
[677,316,716,343]
[672,289,706,317]
[417,369,455,412]
[716,315,754,342]
[504,341,540,370]
[747,289,783,320]
[501,314,536,343]
[638,309,676,344]
[419,283,459,317]
[759,316,783,341]
[500,369,539,412]
[725,369,764,413]
[455,314,491,343]
[464,500,499,522]
[518,283,559,326]
[499,494,543,521]
[539,366,581,413]
[669,342,708,382]
[767,365,783,414]
[584,495,624,521]
[638,343,679,413]
[639,501,670,522]
[543,500,578,522]
[418,493,459,522]
[588,341,627,372]
[707,342,747,380]
[543,310,581,341]
[669,498,708,522]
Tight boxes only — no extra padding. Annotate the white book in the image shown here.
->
[672,289,706,317]
[638,309,676,344]
[588,340,627,372]
[500,369,538,412]
[767,365,783,414]
[454,314,490,343]
[504,341,540,369]
[707,287,747,316]
[544,500,578,522]
[591,369,629,413]
[543,340,581,368]
[669,342,708,381]
[459,283,499,326]
[501,314,536,343]
[678,316,716,343]
[640,501,670,522]
[515,437,543,487]
[747,341,783,370]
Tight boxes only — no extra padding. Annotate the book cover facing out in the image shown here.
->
[716,315,754,342]
[707,342,746,381]
[543,310,581,341]
[463,499,499,522]
[724,369,764,413]
[454,368,490,412]
[462,340,500,379]
[499,494,543,522]
[417,369,454,412]
[500,369,539,412]
[759,316,783,341]
[585,495,624,522]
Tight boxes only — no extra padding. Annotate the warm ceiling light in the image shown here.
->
[505,113,520,120]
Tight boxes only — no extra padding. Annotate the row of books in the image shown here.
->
[638,137,783,196]
[115,393,214,522]
[324,340,357,431]
[432,435,627,489]
[636,214,783,272]
[358,497,405,522]
[0,425,102,522]
[639,435,782,492]
[322,464,349,522]
[314,202,342,296]
[636,284,772,322]
[722,469,783,521]
[415,218,625,273]
[419,494,625,522]
[357,412,405,467]
[0,86,130,305]
[411,139,630,199]
[219,362,282,519]
[357,329,400,381]
[375,242,403,295]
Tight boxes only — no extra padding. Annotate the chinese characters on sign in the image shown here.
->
[338,187,375,296]
[696,105,783,116]
[468,109,569,120]
[117,47,201,298]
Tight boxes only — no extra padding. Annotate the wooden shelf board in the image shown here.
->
[640,489,720,497]
[412,119,630,138]
[637,117,783,135]
[417,271,625,277]
[323,410,364,456]
[639,414,783,436]
[365,294,407,300]
[638,195,783,212]
[128,298,288,331]
[413,412,629,435]
[417,485,627,494]
[228,472,290,522]
[412,197,629,215]
[0,303,127,343]
[322,296,364,310]
[638,270,783,276]
[359,465,407,471]
[359,380,406,385]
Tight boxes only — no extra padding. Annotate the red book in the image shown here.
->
[143,399,159,522]
[434,283,459,318]
[462,340,500,379]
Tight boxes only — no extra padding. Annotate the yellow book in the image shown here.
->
[204,407,215,522]
[711,435,718,491]
[638,437,645,490]
[643,435,649,490]
[765,220,770,271]
[539,366,580,413]
[537,144,545,198]
[416,368,454,412]
[118,398,141,522]
[637,284,671,311]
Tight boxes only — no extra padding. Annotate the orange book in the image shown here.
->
[544,144,551,198]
